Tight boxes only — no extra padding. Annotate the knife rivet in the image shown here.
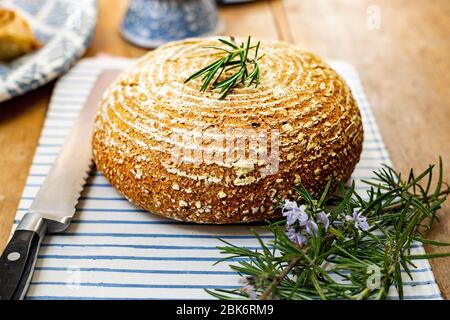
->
[7,252,21,262]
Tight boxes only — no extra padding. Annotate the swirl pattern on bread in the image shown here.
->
[92,38,364,223]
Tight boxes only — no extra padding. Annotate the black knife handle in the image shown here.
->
[0,230,43,300]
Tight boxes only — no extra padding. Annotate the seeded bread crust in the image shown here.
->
[92,38,364,224]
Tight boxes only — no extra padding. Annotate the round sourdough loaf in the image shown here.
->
[92,38,364,224]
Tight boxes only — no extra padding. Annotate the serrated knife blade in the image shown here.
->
[0,70,120,300]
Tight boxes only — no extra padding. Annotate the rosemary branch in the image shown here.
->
[259,257,301,300]
[184,36,264,99]
[208,157,450,300]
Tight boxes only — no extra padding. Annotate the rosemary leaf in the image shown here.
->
[185,36,264,99]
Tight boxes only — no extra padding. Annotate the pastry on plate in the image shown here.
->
[92,38,364,224]
[0,8,41,61]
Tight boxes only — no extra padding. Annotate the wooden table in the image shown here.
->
[1,0,449,298]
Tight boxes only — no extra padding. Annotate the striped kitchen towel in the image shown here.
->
[13,57,442,300]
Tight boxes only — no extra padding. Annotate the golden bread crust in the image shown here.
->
[92,38,364,223]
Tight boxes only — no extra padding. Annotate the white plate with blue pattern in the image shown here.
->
[0,0,97,103]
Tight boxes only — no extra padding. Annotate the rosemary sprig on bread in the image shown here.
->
[207,158,450,300]
[184,36,264,99]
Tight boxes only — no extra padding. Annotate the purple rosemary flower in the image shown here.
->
[352,210,370,231]
[282,200,308,226]
[305,220,318,236]
[286,227,308,246]
[317,210,330,230]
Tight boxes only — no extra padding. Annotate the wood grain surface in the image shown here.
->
[0,0,449,298]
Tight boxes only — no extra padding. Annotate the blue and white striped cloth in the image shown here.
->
[13,57,442,300]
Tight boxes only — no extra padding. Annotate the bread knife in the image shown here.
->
[0,70,120,300]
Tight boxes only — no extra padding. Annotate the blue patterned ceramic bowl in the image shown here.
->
[121,0,222,48]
